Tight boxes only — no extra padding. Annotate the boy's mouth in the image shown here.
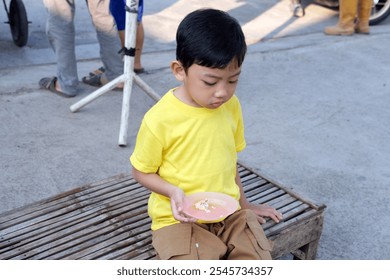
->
[211,101,223,108]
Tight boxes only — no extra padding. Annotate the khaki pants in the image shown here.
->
[152,209,273,260]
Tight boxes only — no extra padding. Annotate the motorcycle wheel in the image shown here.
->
[9,0,29,47]
[370,0,390,25]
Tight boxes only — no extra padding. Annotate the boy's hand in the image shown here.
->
[242,202,283,224]
[169,187,198,223]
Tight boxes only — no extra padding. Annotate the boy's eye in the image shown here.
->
[229,80,238,84]
[203,80,217,86]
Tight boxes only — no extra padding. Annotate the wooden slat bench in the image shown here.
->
[0,163,326,260]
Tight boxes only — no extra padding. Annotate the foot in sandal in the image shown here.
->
[82,72,123,91]
[39,77,77,98]
[88,66,146,78]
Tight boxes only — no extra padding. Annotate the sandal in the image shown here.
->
[82,73,123,91]
[134,68,145,74]
[39,77,76,98]
[82,73,102,87]
[90,67,145,75]
[88,66,105,77]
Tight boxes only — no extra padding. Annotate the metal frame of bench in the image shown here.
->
[0,163,326,260]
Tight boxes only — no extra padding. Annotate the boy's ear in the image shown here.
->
[170,60,185,81]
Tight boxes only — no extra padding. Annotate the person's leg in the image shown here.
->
[93,26,143,74]
[324,0,358,36]
[86,0,123,82]
[355,0,373,34]
[42,0,78,96]
[134,0,144,71]
[117,30,125,48]
[152,223,227,260]
[134,21,144,71]
[110,0,125,47]
[116,0,144,72]
[222,210,273,260]
[90,0,144,76]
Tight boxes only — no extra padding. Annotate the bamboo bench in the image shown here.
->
[0,163,326,260]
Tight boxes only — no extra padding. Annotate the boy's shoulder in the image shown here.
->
[225,94,241,111]
[142,89,179,125]
[145,89,175,114]
[227,94,240,105]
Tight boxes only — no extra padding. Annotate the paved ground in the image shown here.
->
[0,0,389,260]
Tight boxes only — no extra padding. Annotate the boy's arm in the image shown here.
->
[236,166,283,224]
[132,166,197,223]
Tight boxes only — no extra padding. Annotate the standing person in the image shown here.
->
[130,8,283,260]
[85,0,145,83]
[39,0,123,97]
[324,0,373,35]
[110,0,144,73]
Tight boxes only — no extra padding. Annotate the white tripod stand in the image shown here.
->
[70,0,160,147]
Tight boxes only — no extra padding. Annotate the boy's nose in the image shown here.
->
[214,86,228,98]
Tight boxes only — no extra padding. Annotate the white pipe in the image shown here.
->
[69,74,126,112]
[118,0,139,146]
[69,0,160,147]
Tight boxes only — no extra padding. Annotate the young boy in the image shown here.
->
[130,8,282,260]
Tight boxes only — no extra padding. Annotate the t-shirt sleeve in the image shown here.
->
[235,98,246,152]
[130,119,163,173]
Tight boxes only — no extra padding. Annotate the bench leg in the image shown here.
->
[292,238,320,260]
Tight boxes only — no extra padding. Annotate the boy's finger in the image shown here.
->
[257,216,266,224]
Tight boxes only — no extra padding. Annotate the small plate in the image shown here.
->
[183,192,239,222]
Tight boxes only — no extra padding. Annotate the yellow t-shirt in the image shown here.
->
[130,89,246,230]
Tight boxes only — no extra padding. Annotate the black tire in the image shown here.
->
[9,0,29,47]
[370,0,390,25]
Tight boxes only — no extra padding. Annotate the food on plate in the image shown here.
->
[194,198,215,213]
[183,192,239,222]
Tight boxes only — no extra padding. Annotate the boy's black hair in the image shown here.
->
[176,8,247,71]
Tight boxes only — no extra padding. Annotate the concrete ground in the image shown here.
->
[0,0,389,260]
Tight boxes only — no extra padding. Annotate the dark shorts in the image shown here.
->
[110,0,144,31]
[152,209,273,260]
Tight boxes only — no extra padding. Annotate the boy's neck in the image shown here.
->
[172,86,202,108]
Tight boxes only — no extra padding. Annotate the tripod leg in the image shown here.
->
[70,0,159,147]
[70,75,125,112]
[118,75,135,146]
[118,0,139,146]
[133,75,160,102]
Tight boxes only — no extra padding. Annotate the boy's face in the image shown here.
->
[171,61,241,109]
